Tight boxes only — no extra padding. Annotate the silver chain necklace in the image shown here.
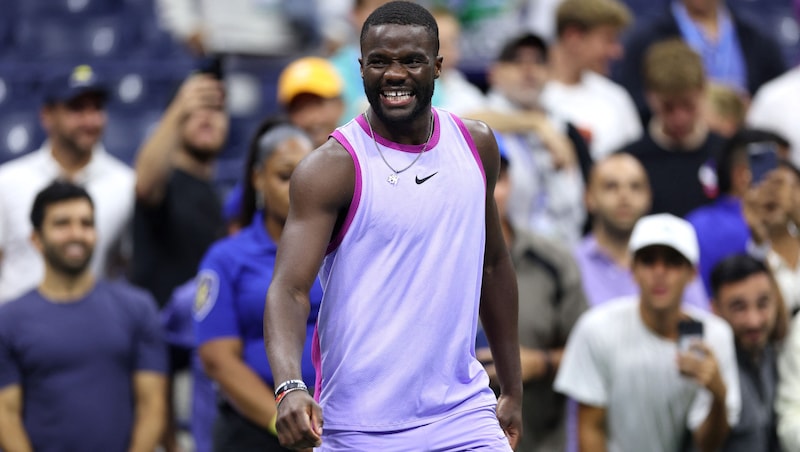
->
[364,110,434,185]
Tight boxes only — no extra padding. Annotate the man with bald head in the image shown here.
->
[574,153,708,308]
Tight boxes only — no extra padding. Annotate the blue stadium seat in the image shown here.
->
[0,112,44,165]
[223,116,262,161]
[14,16,136,61]
[622,0,671,20]
[17,0,124,18]
[224,56,293,119]
[0,74,42,110]
[726,0,800,65]
[106,70,178,113]
[214,157,247,192]
[0,6,13,58]
[136,18,194,60]
[103,109,161,165]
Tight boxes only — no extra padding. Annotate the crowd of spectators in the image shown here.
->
[2,0,800,450]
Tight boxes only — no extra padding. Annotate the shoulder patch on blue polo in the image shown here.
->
[193,270,219,321]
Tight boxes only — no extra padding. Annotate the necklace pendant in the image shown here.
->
[387,173,399,185]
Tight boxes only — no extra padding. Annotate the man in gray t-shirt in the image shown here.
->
[556,213,740,452]
[711,254,784,451]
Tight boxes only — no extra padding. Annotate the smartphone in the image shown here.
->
[677,319,704,354]
[748,141,779,184]
[196,55,224,80]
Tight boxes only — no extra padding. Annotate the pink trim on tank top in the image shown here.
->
[311,325,322,403]
[451,114,486,186]
[354,109,441,153]
[326,131,363,255]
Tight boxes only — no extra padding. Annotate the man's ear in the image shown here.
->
[30,230,44,254]
[435,55,443,79]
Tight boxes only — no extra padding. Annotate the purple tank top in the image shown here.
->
[312,108,497,431]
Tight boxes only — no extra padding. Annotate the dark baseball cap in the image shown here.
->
[42,64,108,105]
[497,33,548,63]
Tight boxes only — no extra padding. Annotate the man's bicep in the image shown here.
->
[554,318,609,406]
[0,384,22,413]
[578,403,606,429]
[274,146,354,292]
[578,403,607,452]
[133,371,167,401]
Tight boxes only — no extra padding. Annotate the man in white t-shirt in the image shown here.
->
[540,0,642,159]
[556,213,740,452]
[0,65,134,303]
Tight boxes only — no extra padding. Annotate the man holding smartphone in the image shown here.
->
[687,129,787,296]
[555,213,741,452]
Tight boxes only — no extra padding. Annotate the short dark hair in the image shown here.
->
[711,253,788,342]
[716,128,790,194]
[30,180,94,231]
[710,254,769,298]
[361,1,439,54]
[497,33,548,62]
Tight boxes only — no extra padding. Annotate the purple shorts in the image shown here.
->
[316,406,512,452]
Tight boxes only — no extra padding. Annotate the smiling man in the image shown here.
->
[0,181,167,452]
[264,1,522,451]
[556,213,740,452]
[0,65,135,303]
[710,254,786,451]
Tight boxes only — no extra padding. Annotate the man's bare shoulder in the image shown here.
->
[457,117,499,181]
[459,117,495,147]
[291,138,355,207]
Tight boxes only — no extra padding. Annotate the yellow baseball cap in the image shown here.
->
[277,57,343,106]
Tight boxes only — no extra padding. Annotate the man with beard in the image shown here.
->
[710,254,786,451]
[130,71,228,451]
[469,32,589,246]
[574,153,708,308]
[556,213,740,452]
[0,65,135,303]
[264,2,522,451]
[0,181,167,452]
[130,72,228,308]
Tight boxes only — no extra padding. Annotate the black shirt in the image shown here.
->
[622,132,725,218]
[130,169,224,307]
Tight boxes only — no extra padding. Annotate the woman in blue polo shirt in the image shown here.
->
[193,118,321,451]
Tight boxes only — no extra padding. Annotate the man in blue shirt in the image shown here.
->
[687,129,787,295]
[0,181,168,452]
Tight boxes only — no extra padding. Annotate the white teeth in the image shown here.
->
[383,91,412,98]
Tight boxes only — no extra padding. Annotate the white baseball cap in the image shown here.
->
[628,213,699,265]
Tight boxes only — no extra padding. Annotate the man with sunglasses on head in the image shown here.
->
[556,213,741,452]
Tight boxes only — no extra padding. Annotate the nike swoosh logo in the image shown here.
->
[415,172,438,184]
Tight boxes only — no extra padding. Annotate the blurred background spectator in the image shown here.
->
[622,39,724,217]
[615,0,787,125]
[4,0,800,450]
[0,64,134,303]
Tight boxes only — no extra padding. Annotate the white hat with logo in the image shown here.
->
[629,213,699,265]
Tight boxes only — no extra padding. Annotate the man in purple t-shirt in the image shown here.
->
[0,181,168,452]
[575,153,709,309]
